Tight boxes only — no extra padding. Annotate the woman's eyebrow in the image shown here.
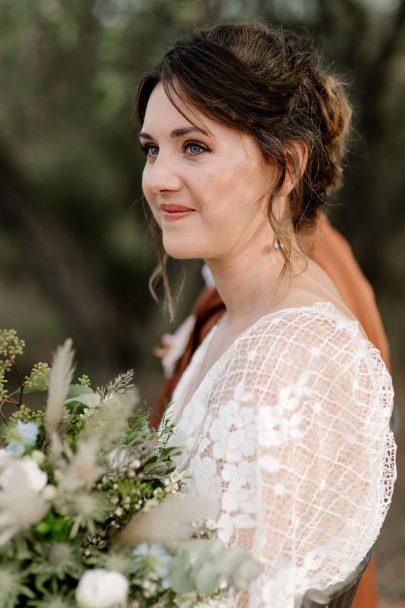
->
[139,126,211,140]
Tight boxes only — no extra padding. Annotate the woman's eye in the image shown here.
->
[184,142,207,155]
[140,143,159,158]
[140,141,207,158]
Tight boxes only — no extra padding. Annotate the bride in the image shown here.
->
[136,23,396,607]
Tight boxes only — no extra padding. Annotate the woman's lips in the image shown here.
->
[160,204,195,222]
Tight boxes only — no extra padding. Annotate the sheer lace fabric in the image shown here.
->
[168,302,396,608]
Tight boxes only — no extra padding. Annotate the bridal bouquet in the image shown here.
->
[0,330,260,608]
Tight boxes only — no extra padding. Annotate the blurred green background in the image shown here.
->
[0,0,404,600]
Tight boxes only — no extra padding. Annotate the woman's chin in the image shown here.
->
[162,239,206,260]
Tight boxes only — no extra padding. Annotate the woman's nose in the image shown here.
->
[143,154,182,195]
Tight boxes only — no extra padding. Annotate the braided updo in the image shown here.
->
[136,23,352,311]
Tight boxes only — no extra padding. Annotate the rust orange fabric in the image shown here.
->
[151,215,389,608]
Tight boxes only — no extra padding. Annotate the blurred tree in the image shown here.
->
[0,0,404,385]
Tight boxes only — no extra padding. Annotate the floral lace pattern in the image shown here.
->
[169,302,396,607]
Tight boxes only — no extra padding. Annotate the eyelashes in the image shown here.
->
[139,143,159,157]
[184,141,209,155]
[139,141,209,158]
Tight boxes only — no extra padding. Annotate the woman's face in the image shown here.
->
[140,83,277,262]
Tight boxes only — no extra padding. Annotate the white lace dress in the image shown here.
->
[167,301,396,608]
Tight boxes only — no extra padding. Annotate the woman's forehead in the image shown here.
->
[141,82,267,166]
[142,83,257,150]
[142,83,212,134]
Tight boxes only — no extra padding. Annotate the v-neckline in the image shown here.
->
[169,300,352,426]
[169,321,220,424]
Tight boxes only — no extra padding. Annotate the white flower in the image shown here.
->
[0,457,48,492]
[0,455,48,545]
[76,569,129,608]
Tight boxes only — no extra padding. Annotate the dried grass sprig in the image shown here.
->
[58,438,104,493]
[80,389,138,452]
[116,495,213,546]
[97,370,134,401]
[48,432,65,469]
[45,339,75,438]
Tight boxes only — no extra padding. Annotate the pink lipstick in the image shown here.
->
[160,204,195,222]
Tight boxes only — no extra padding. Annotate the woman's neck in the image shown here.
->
[205,240,287,326]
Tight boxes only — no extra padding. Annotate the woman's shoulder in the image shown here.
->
[240,301,362,345]
[223,301,393,421]
[233,301,391,391]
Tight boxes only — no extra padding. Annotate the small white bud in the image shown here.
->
[42,484,57,501]
[170,470,182,483]
[31,450,46,465]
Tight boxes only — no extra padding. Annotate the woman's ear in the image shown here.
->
[280,140,309,197]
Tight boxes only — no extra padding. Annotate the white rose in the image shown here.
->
[76,569,129,608]
[0,457,47,492]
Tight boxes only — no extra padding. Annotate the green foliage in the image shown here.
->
[0,329,26,404]
[9,405,45,425]
[77,375,91,388]
[25,364,50,394]
[0,329,25,360]
[33,512,71,543]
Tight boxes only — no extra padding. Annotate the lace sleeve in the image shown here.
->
[195,305,396,608]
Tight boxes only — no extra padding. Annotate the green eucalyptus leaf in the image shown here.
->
[233,559,262,589]
[24,384,47,395]
[168,556,194,593]
[218,546,246,576]
[65,384,95,399]
[64,385,100,414]
[67,393,99,408]
[194,561,220,595]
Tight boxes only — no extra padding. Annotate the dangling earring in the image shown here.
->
[274,238,283,252]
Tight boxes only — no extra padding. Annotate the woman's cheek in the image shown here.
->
[150,205,161,226]
[143,194,161,226]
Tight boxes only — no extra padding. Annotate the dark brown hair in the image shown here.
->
[136,23,352,314]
